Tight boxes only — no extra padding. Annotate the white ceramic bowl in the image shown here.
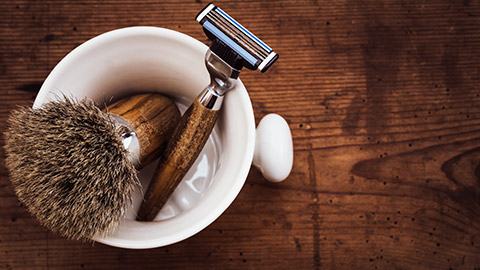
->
[34,27,292,249]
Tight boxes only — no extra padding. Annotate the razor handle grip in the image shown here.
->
[136,98,218,221]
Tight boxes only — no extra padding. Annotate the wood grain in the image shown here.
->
[137,99,218,221]
[106,93,180,168]
[1,0,479,269]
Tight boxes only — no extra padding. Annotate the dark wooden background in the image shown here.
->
[1,0,480,269]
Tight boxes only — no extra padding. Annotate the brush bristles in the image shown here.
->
[4,97,139,241]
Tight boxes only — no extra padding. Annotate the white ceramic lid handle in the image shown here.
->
[253,113,293,182]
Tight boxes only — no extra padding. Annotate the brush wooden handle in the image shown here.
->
[136,98,218,221]
[106,93,181,169]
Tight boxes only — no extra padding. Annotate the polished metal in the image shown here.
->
[108,114,141,166]
[198,86,224,110]
[198,50,239,111]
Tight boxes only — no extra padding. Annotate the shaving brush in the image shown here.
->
[4,93,180,241]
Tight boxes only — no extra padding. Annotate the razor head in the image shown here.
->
[196,3,278,73]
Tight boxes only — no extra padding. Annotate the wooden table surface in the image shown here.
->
[1,0,480,269]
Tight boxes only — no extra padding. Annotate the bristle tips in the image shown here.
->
[4,97,139,241]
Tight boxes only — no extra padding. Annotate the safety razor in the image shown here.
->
[137,3,279,221]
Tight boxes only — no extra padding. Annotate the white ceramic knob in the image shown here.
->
[253,113,293,182]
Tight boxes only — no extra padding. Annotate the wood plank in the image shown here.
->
[1,0,479,269]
